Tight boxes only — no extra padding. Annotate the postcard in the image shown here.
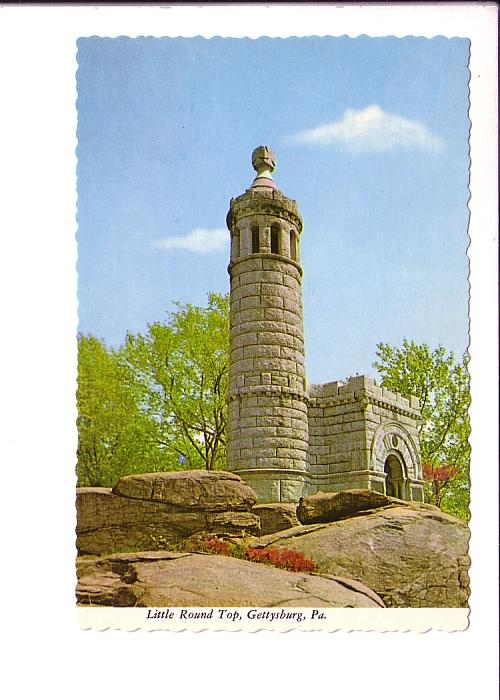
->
[2,4,497,667]
[73,21,488,633]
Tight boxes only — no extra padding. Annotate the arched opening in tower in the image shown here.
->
[384,454,405,499]
[290,230,298,261]
[270,224,280,254]
[252,225,260,253]
[232,228,240,259]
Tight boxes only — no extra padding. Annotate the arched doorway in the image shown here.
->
[384,454,405,499]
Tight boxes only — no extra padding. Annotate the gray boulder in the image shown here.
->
[76,551,385,608]
[256,505,470,608]
[252,502,300,535]
[113,469,257,511]
[296,488,440,524]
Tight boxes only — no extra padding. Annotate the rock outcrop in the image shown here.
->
[255,503,470,608]
[76,476,470,608]
[113,470,257,510]
[296,489,422,524]
[76,470,260,556]
[252,503,300,536]
[76,551,385,608]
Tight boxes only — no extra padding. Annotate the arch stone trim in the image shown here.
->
[370,421,422,481]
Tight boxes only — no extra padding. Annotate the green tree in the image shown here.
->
[121,292,230,471]
[373,340,470,520]
[77,335,163,486]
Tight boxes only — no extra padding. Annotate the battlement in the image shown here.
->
[308,375,420,412]
[230,187,299,208]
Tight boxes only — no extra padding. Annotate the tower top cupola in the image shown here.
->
[250,145,278,191]
[226,146,303,237]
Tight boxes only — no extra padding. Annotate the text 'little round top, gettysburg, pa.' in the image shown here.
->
[226,146,424,503]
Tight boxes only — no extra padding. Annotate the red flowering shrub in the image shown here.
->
[422,463,460,510]
[246,546,315,573]
[423,463,459,482]
[195,537,316,573]
[197,537,231,556]
[245,547,270,564]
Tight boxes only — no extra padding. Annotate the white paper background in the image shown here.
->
[0,4,497,699]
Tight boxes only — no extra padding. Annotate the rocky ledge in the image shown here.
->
[76,470,260,556]
[76,474,470,609]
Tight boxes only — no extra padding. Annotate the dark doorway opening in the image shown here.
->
[384,454,405,499]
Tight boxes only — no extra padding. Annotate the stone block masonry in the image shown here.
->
[226,148,424,503]
[227,148,308,502]
[307,375,424,502]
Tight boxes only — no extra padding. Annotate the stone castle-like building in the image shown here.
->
[226,146,425,504]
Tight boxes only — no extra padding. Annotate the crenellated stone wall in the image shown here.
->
[307,375,424,501]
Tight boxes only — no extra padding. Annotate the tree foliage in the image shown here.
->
[77,294,230,486]
[373,340,470,519]
[76,335,163,486]
[120,292,230,472]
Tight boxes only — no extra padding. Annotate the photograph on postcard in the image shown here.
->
[74,36,471,626]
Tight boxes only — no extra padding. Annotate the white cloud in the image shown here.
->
[289,105,443,153]
[152,227,228,254]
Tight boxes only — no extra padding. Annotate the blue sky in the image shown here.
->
[77,36,470,384]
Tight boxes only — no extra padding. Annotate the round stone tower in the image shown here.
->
[226,146,309,502]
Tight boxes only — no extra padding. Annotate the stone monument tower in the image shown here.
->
[226,146,309,502]
[226,147,425,504]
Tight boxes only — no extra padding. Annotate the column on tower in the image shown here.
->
[226,147,309,503]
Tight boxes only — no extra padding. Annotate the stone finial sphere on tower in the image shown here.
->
[251,146,276,176]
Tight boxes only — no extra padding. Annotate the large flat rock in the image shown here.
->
[255,506,470,608]
[113,470,257,511]
[76,551,384,608]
